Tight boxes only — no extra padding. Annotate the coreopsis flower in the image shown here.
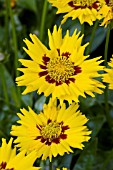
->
[0,138,39,170]
[48,0,105,25]
[99,0,113,27]
[11,98,91,161]
[16,25,104,103]
[102,56,113,89]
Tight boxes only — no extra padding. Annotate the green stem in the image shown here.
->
[8,0,21,103]
[5,0,10,52]
[81,23,84,36]
[49,161,52,170]
[85,20,98,55]
[8,0,18,78]
[39,0,48,41]
[0,64,9,105]
[104,26,111,66]
[104,24,111,126]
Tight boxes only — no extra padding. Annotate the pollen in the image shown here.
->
[40,122,61,142]
[39,52,81,86]
[73,0,97,6]
[47,56,75,83]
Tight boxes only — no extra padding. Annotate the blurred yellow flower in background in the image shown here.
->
[11,98,91,161]
[103,55,113,89]
[11,0,16,8]
[16,25,105,103]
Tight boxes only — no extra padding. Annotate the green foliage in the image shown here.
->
[17,0,37,13]
[0,0,113,169]
[73,139,98,170]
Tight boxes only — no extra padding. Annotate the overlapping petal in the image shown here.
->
[11,98,91,161]
[103,56,113,89]
[99,2,113,27]
[16,25,105,103]
[0,138,39,170]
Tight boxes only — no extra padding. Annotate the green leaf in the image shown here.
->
[21,94,33,108]
[0,102,18,138]
[58,153,73,169]
[17,0,37,13]
[93,149,113,170]
[84,25,107,53]
[88,115,106,137]
[0,63,20,107]
[34,95,46,112]
[73,139,98,170]
[100,149,113,170]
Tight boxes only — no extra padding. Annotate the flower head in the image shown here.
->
[102,55,113,89]
[16,26,104,103]
[0,138,39,170]
[48,0,105,25]
[11,98,91,161]
[99,0,113,27]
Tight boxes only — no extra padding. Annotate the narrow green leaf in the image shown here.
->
[84,26,107,53]
[17,0,37,13]
[58,154,73,169]
[34,95,46,112]
[73,139,98,170]
[0,63,20,107]
[88,115,106,137]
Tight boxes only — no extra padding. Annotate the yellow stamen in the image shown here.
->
[73,0,97,6]
[40,122,61,141]
[47,56,75,83]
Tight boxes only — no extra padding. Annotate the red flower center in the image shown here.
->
[39,49,81,86]
[35,119,69,146]
[68,0,100,10]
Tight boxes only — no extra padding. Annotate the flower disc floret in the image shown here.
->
[39,52,81,86]
[46,55,75,83]
[71,0,100,8]
[40,121,61,141]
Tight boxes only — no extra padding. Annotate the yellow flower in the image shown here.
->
[16,25,104,103]
[0,138,39,170]
[48,0,105,25]
[11,98,91,161]
[102,56,113,89]
[99,0,113,27]
[11,0,16,8]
